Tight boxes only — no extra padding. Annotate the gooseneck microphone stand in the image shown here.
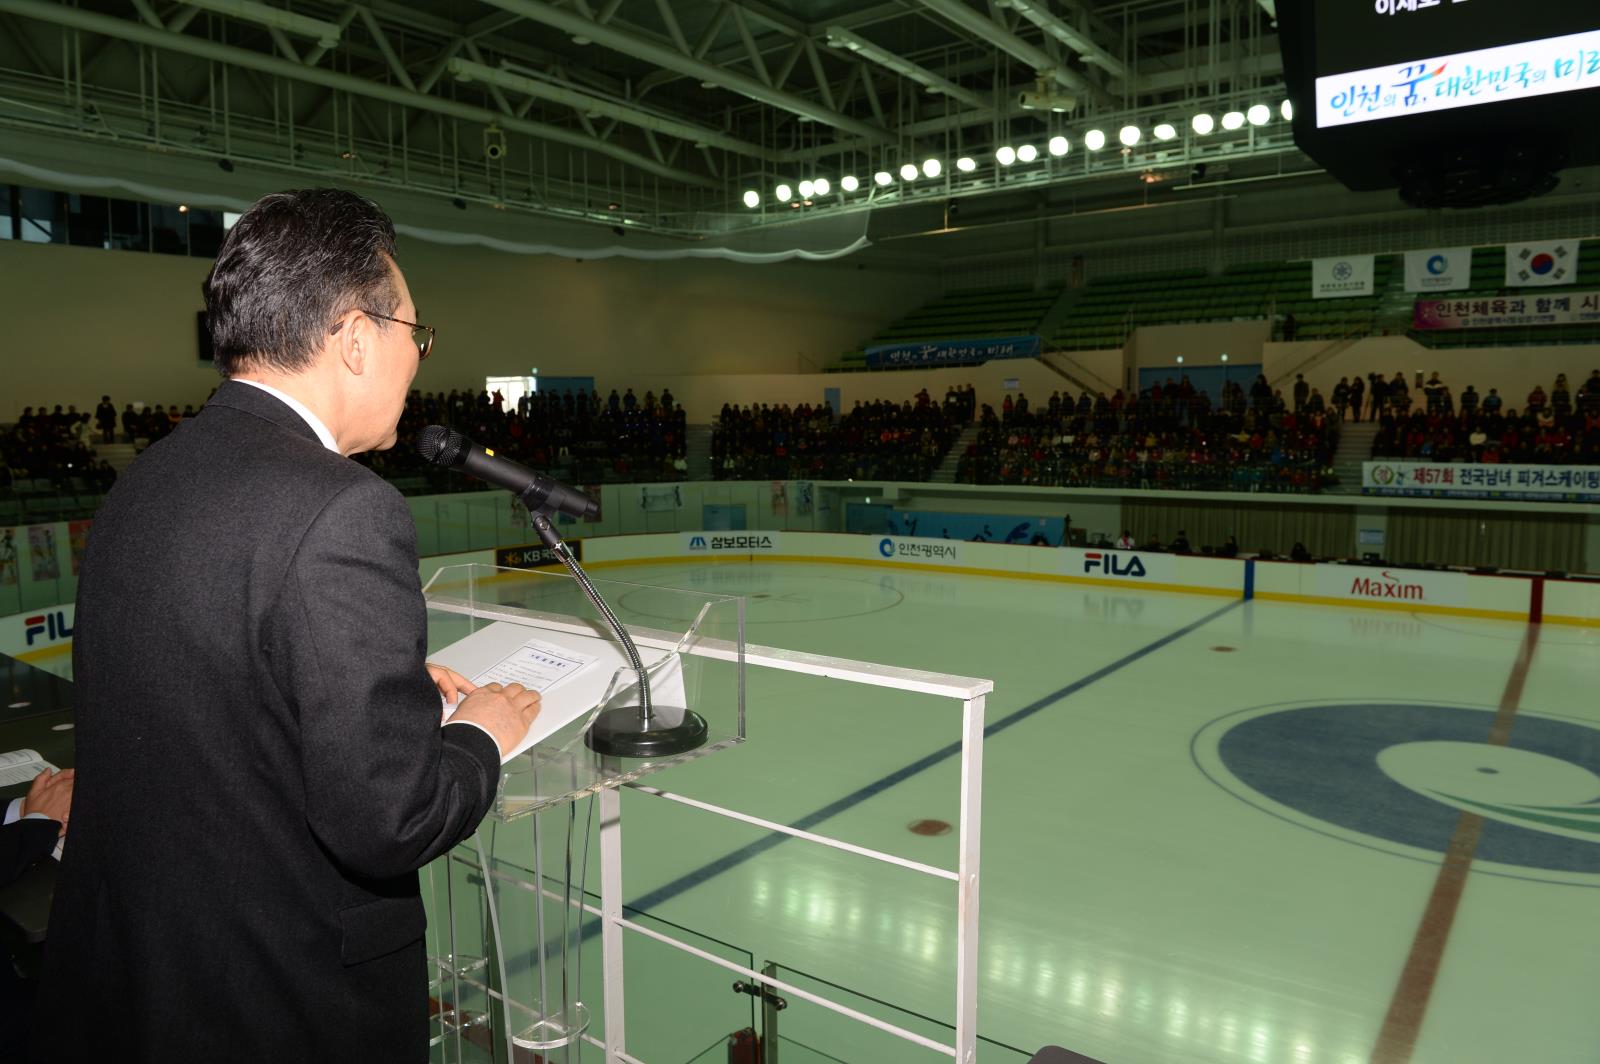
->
[417,425,706,758]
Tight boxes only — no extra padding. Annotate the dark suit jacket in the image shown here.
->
[0,818,59,887]
[32,381,500,1063]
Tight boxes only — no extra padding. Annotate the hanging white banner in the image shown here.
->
[1404,247,1472,293]
[1312,255,1375,299]
[1505,240,1580,287]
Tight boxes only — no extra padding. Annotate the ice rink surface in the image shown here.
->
[510,557,1600,1064]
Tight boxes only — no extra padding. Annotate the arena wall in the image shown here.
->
[0,237,934,420]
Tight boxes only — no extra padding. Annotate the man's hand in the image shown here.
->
[21,767,75,836]
[426,663,477,705]
[449,682,541,758]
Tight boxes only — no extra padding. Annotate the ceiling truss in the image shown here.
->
[0,0,1297,233]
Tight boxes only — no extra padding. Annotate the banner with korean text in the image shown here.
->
[1413,290,1600,330]
[1312,255,1374,299]
[1363,461,1600,502]
[865,335,1041,368]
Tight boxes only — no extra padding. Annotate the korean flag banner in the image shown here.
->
[1505,241,1580,287]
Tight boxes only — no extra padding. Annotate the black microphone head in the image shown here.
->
[416,424,468,468]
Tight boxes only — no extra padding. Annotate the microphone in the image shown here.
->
[416,425,599,521]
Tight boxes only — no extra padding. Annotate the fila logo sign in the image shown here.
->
[25,609,73,646]
[1083,552,1146,578]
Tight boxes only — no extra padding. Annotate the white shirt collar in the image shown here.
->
[232,378,340,453]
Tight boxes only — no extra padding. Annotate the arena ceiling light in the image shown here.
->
[922,158,942,178]
[1280,99,1294,121]
[814,177,832,195]
[1118,125,1141,146]
[1048,135,1069,156]
[823,26,986,109]
[1016,144,1039,163]
[956,156,977,172]
[874,170,893,186]
[899,162,919,181]
[742,190,760,208]
[798,179,815,198]
[1246,104,1271,126]
[1153,122,1178,141]
[1083,129,1106,151]
[841,175,860,192]
[996,145,1018,166]
[1191,113,1215,135]
[1221,110,1246,130]
[775,182,793,200]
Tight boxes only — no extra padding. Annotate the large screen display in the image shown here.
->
[1315,27,1600,128]
[1278,0,1599,200]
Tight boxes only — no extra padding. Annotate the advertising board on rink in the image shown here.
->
[1363,461,1600,502]
[1058,547,1175,583]
[1311,565,1472,609]
[874,536,960,564]
[686,532,782,553]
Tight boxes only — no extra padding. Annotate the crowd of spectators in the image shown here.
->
[1370,369,1600,463]
[364,386,689,487]
[959,376,1340,492]
[2,402,119,491]
[17,367,1596,508]
[712,390,962,481]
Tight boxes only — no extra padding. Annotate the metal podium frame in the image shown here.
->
[589,640,992,1064]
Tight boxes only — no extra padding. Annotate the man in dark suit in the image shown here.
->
[3,769,71,1063]
[32,189,540,1062]
[2,768,70,884]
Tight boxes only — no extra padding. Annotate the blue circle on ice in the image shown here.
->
[1193,702,1600,884]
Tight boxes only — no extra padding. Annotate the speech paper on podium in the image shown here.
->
[433,621,687,763]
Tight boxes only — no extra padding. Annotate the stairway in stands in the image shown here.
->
[930,424,979,483]
[94,441,140,473]
[1329,421,1380,493]
[685,424,715,480]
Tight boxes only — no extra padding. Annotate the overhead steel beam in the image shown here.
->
[355,5,417,91]
[1110,47,1281,94]
[471,0,891,141]
[994,0,1123,76]
[183,0,343,47]
[447,57,777,160]
[0,0,721,188]
[823,25,987,110]
[914,0,1098,99]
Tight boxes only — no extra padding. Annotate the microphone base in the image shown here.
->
[585,706,708,759]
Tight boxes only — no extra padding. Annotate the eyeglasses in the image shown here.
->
[364,310,435,361]
[331,309,435,360]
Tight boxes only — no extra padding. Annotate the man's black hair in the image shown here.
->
[202,188,399,376]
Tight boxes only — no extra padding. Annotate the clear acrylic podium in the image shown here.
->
[420,563,747,1062]
[419,562,991,1064]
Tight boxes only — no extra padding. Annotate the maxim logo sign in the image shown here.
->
[1349,570,1426,601]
